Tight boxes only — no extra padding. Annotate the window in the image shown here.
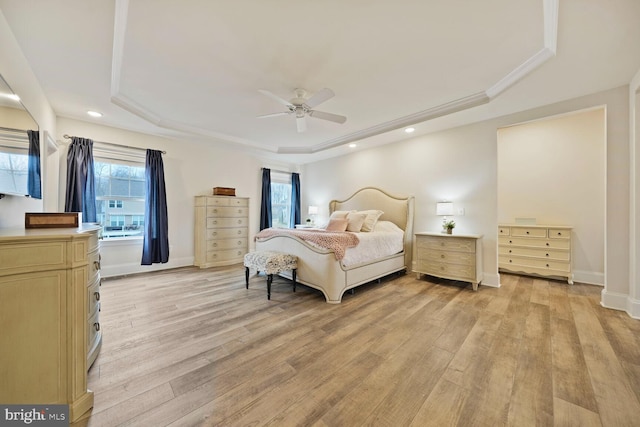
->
[270,172,292,228]
[0,150,28,196]
[94,160,145,239]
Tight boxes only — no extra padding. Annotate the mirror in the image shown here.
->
[0,73,40,198]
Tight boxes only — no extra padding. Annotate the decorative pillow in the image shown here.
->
[358,210,384,232]
[329,210,352,220]
[325,218,349,232]
[373,220,403,233]
[346,212,367,232]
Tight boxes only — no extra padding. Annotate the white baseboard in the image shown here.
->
[600,289,640,319]
[481,273,501,288]
[101,256,194,278]
[573,270,604,286]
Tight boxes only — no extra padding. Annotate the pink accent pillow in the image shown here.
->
[325,218,349,232]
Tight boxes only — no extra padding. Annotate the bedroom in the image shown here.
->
[1,0,639,425]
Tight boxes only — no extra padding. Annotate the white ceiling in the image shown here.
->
[1,0,639,163]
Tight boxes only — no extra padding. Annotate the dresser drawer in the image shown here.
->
[207,217,248,228]
[87,277,101,318]
[417,248,475,265]
[499,246,569,261]
[511,227,546,238]
[207,206,249,218]
[206,248,246,263]
[548,228,571,239]
[417,236,476,253]
[207,238,246,251]
[499,256,571,272]
[498,227,510,236]
[417,260,476,281]
[499,236,570,250]
[88,310,101,351]
[206,197,248,207]
[206,227,248,240]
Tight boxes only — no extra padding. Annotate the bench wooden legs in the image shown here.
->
[246,268,297,300]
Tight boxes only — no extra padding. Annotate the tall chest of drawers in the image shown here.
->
[195,195,249,267]
[0,225,101,421]
[414,232,484,291]
[498,224,573,284]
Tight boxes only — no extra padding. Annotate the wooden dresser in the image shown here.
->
[195,195,249,267]
[0,225,101,422]
[414,232,483,291]
[498,224,573,284]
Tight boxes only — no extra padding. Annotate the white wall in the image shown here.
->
[302,86,630,295]
[497,108,605,284]
[627,68,640,318]
[56,117,292,277]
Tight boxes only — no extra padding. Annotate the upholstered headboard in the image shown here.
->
[329,187,415,270]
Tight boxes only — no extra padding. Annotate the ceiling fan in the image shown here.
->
[257,88,347,133]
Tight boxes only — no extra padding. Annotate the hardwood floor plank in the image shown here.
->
[507,302,554,426]
[69,266,640,427]
[570,295,640,425]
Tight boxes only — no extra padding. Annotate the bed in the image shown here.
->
[254,187,414,303]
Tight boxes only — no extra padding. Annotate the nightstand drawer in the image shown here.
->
[417,248,475,265]
[417,260,476,281]
[417,236,476,253]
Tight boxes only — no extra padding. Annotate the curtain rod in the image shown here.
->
[263,167,297,175]
[63,134,166,154]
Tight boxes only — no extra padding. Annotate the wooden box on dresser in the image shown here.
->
[414,232,483,291]
[0,224,101,422]
[195,195,249,267]
[498,224,573,284]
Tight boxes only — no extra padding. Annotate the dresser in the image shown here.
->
[0,225,101,422]
[498,224,573,284]
[195,196,249,267]
[414,232,483,290]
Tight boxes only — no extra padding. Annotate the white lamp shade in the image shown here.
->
[436,202,453,216]
[308,206,319,215]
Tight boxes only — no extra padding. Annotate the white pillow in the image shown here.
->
[346,212,367,232]
[358,210,384,232]
[329,210,352,219]
[373,220,403,233]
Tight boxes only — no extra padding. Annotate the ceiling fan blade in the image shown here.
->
[296,116,307,133]
[258,89,293,108]
[257,112,290,119]
[308,110,347,124]
[304,88,335,108]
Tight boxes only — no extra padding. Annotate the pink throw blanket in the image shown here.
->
[255,228,359,260]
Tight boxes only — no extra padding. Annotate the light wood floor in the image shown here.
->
[74,265,640,427]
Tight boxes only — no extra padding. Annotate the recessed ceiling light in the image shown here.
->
[405,127,415,133]
[7,94,20,102]
[87,110,103,118]
[348,143,357,148]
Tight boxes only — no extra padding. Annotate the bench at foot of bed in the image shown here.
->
[243,251,298,300]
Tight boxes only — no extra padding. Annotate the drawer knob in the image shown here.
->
[500,230,503,233]
[509,240,512,244]
[213,220,217,225]
[546,253,549,257]
[94,322,100,332]
[238,209,242,213]
[94,261,101,271]
[237,251,242,255]
[526,231,530,234]
[546,264,550,268]
[238,241,242,245]
[237,230,241,234]
[509,259,512,263]
[557,232,562,236]
[213,232,217,236]
[238,220,242,224]
[509,249,512,253]
[94,291,100,301]
[213,209,218,213]
[441,254,445,258]
[213,243,217,247]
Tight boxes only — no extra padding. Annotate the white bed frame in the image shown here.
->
[255,187,414,303]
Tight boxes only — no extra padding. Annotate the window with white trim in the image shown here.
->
[270,171,292,228]
[94,158,146,239]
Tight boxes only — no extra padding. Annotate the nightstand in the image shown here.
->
[414,232,483,290]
